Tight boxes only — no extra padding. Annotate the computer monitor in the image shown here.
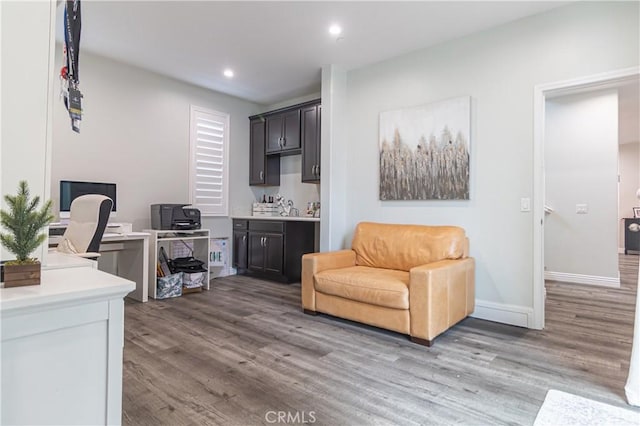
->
[59,180,117,219]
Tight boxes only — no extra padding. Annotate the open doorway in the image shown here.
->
[543,88,621,288]
[532,67,640,329]
[618,83,640,257]
[533,68,640,406]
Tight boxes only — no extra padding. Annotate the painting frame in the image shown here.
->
[379,96,471,201]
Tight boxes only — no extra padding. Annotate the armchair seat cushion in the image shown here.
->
[315,266,409,309]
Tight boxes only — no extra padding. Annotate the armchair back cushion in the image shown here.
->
[352,222,467,272]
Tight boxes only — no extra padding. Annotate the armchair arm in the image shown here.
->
[409,257,475,342]
[301,250,356,311]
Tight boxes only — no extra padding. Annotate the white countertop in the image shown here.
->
[232,215,320,222]
[1,267,135,313]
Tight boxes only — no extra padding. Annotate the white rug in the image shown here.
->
[534,390,640,426]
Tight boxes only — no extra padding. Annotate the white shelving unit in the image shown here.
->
[145,229,210,299]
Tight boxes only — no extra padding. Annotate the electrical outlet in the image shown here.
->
[520,198,531,212]
[576,204,588,214]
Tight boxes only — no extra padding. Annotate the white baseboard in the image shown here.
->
[470,299,533,328]
[544,271,620,288]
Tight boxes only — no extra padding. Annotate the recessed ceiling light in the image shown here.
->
[223,69,234,78]
[328,24,342,36]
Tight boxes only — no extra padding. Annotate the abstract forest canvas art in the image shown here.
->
[379,97,470,200]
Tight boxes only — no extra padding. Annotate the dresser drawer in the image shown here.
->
[249,220,284,233]
[233,220,248,230]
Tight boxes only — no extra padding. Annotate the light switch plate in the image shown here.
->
[520,198,531,212]
[576,204,588,214]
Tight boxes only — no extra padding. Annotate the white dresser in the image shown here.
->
[1,266,134,425]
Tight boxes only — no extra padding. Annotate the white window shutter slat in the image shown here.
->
[189,106,230,216]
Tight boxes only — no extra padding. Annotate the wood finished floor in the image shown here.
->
[122,256,640,425]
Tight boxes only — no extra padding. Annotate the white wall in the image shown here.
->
[544,90,619,280]
[51,49,261,243]
[331,1,638,324]
[251,155,320,214]
[619,142,640,248]
[1,0,56,263]
[321,65,349,251]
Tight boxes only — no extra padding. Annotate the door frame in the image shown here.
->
[532,66,640,329]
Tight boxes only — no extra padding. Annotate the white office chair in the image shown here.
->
[56,194,113,259]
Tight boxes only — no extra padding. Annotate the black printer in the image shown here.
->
[150,204,201,230]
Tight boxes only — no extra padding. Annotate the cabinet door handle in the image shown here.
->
[316,164,320,177]
[282,137,286,147]
[260,170,264,180]
[278,137,283,148]
[313,165,317,176]
[243,235,247,243]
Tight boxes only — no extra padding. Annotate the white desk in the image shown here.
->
[49,231,150,303]
[1,267,134,425]
[44,250,97,270]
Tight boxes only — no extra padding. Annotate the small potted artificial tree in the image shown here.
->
[0,181,53,287]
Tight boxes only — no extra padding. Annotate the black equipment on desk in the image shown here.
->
[150,204,201,230]
[169,256,207,274]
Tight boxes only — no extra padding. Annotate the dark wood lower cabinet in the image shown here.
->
[233,219,315,283]
[249,233,284,275]
[624,218,640,254]
[247,233,264,271]
[264,234,284,274]
[233,229,248,272]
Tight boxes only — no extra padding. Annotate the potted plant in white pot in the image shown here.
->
[0,181,53,287]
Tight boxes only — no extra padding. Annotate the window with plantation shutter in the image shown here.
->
[189,106,230,216]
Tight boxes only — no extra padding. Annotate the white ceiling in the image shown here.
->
[58,1,571,105]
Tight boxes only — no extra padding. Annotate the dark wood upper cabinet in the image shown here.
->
[266,109,301,154]
[266,114,283,153]
[249,99,320,186]
[301,103,321,183]
[249,117,280,186]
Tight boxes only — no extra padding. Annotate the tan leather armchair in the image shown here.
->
[302,222,475,346]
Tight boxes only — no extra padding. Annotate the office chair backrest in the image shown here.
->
[57,194,113,255]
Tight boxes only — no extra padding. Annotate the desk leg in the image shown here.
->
[116,239,149,303]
